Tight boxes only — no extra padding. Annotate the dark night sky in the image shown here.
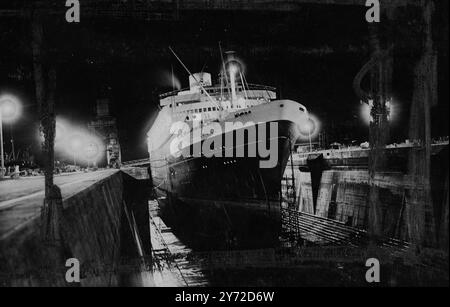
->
[0,2,448,163]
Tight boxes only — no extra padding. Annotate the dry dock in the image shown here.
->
[0,170,119,239]
[0,170,152,287]
[149,200,209,287]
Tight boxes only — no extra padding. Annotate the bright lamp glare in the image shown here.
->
[37,116,105,166]
[84,142,100,160]
[300,119,314,135]
[0,94,21,123]
[2,101,16,117]
[229,64,238,75]
[68,134,84,152]
[64,132,104,164]
[360,99,397,125]
[298,114,321,140]
[360,101,372,125]
[55,122,66,143]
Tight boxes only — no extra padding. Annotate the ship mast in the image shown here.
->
[171,65,176,116]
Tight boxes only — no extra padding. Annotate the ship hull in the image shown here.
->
[156,194,282,250]
[149,100,305,250]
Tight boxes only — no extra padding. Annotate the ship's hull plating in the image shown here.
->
[149,101,305,250]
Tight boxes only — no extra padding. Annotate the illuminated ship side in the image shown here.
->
[147,52,311,250]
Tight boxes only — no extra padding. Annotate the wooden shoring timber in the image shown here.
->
[406,0,437,248]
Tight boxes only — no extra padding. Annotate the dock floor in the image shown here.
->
[149,200,209,287]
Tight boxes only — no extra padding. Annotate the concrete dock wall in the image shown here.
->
[287,166,447,244]
[0,171,151,287]
[287,168,409,240]
[60,171,124,286]
[287,145,449,246]
[296,170,404,225]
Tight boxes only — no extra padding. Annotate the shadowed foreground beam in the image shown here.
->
[0,0,422,17]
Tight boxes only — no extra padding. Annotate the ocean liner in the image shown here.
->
[147,52,311,249]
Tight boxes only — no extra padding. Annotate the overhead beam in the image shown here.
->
[175,0,420,10]
[0,0,422,18]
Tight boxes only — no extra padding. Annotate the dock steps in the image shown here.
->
[281,208,410,254]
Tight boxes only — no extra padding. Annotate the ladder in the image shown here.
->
[281,142,300,241]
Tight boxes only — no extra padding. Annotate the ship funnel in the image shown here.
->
[225,51,237,61]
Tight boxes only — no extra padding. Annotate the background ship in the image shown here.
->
[147,52,311,250]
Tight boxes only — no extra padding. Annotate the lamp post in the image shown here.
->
[308,121,313,152]
[302,117,314,152]
[0,95,21,178]
[300,113,320,153]
[10,124,15,161]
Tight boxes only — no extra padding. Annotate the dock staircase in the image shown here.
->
[280,145,302,241]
